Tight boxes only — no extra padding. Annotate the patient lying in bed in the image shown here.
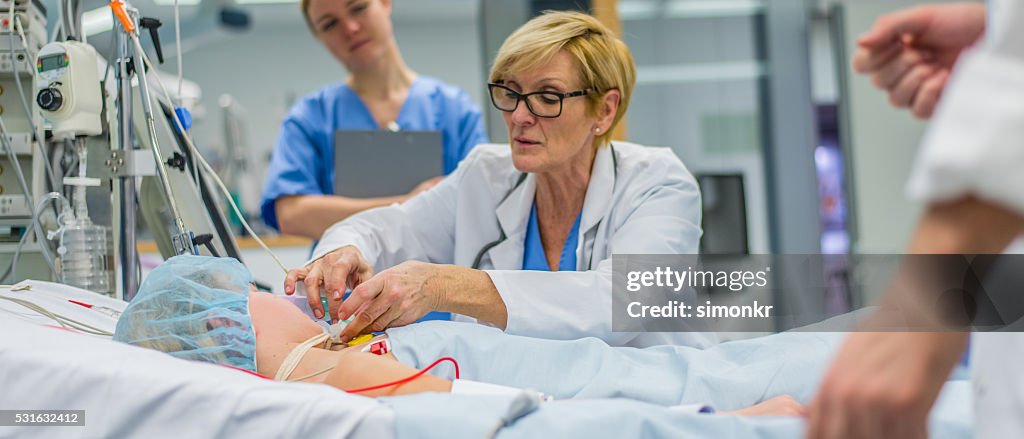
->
[113,255,801,415]
[114,255,452,397]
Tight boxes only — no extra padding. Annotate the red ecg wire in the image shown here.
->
[68,299,94,308]
[220,365,271,379]
[345,356,460,394]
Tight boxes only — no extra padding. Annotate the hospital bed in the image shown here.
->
[0,283,972,438]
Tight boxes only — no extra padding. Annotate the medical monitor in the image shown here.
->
[333,130,443,198]
[697,173,750,255]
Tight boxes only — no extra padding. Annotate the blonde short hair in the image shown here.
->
[300,0,314,31]
[489,11,636,146]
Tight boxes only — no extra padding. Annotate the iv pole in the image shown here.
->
[113,7,138,300]
[110,1,197,300]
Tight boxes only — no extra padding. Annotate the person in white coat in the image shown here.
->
[808,1,1024,438]
[283,11,710,349]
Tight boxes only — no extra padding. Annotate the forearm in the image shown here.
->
[908,196,1024,254]
[324,350,451,397]
[275,194,407,239]
[880,197,1024,327]
[432,265,508,329]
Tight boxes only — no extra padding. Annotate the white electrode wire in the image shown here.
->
[174,0,183,103]
[135,47,288,274]
[0,295,113,336]
[9,13,61,191]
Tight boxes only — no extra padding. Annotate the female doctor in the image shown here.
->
[260,0,488,239]
[285,11,709,348]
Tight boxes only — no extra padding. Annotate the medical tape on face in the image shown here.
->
[275,331,331,381]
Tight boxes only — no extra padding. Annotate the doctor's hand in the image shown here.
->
[335,260,446,341]
[853,3,986,119]
[806,331,967,439]
[284,245,375,321]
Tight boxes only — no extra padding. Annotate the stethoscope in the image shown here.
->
[471,144,619,271]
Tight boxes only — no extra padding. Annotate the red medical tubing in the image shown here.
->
[345,356,460,394]
[221,365,270,379]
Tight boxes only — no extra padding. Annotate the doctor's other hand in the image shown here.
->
[724,395,806,417]
[336,260,446,341]
[852,2,985,119]
[284,245,375,321]
[806,331,968,439]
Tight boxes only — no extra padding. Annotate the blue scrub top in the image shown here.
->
[260,76,489,230]
[522,201,582,272]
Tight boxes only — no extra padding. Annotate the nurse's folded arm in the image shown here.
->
[276,175,442,239]
[275,193,411,240]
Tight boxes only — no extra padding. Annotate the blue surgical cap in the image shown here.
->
[113,255,258,372]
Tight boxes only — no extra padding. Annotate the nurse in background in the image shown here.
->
[261,0,488,240]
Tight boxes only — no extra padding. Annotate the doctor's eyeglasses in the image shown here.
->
[488,83,590,118]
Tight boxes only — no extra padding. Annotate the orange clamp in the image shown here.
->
[109,1,135,34]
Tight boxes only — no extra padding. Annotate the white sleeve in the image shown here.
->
[308,152,471,268]
[906,0,1024,216]
[485,160,702,346]
[450,379,551,401]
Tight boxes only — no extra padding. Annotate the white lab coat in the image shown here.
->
[311,142,714,348]
[905,0,1024,436]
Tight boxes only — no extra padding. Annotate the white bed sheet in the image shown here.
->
[0,317,393,438]
[0,280,126,336]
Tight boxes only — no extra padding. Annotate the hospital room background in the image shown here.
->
[0,0,974,333]
[0,0,997,436]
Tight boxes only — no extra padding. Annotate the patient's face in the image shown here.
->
[249,289,324,375]
[248,289,323,339]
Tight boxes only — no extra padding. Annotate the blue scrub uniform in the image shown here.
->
[260,76,488,230]
[522,201,582,271]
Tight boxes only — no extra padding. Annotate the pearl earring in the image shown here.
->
[595,127,601,134]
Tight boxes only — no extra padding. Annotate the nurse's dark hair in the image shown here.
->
[489,11,636,147]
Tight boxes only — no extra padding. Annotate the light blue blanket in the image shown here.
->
[385,321,971,438]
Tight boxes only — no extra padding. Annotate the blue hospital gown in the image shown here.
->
[260,76,488,230]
